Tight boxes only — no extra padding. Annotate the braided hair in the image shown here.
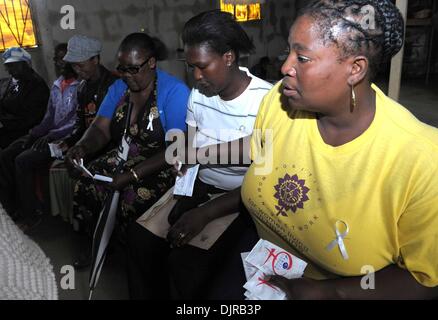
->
[298,0,405,79]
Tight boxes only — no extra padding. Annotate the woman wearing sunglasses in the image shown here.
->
[65,33,190,269]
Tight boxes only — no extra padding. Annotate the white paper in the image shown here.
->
[242,239,307,300]
[49,143,64,159]
[245,239,307,278]
[241,252,258,281]
[93,174,113,183]
[73,159,113,183]
[244,290,262,300]
[173,164,200,197]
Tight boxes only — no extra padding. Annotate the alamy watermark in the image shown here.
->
[360,265,376,290]
[359,5,376,31]
[164,127,274,176]
[60,5,75,30]
[60,265,75,290]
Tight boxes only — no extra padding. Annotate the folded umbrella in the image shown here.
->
[88,100,133,299]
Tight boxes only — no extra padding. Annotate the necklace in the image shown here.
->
[126,79,159,135]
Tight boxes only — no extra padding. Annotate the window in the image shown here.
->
[220,0,262,22]
[0,0,37,51]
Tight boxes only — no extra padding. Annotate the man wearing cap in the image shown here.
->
[0,44,79,229]
[47,36,117,254]
[60,35,118,149]
[0,47,50,149]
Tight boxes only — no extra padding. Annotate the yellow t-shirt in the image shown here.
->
[241,82,438,287]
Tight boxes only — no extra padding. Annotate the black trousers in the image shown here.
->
[126,180,259,300]
[0,128,28,150]
[0,135,51,219]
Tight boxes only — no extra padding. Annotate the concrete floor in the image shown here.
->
[26,75,438,300]
[28,214,129,300]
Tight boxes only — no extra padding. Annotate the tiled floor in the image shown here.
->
[26,75,438,300]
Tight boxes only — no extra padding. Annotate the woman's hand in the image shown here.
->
[166,207,209,248]
[108,171,133,191]
[65,144,87,177]
[267,276,338,300]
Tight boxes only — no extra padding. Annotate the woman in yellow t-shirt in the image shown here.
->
[241,0,438,299]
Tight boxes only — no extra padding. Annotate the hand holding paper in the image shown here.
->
[73,158,113,183]
[242,239,308,300]
[243,270,288,300]
[173,164,200,197]
[245,239,307,278]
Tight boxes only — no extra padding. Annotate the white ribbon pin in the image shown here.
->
[147,113,154,131]
[326,220,349,260]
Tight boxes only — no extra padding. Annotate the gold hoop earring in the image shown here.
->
[351,85,357,112]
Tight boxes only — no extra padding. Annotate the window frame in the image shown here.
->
[0,0,39,52]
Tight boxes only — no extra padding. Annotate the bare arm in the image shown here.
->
[269,264,438,300]
[332,265,438,300]
[176,126,252,171]
[64,116,111,173]
[198,187,242,222]
[76,116,111,155]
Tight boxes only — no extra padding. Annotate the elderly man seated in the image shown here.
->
[0,45,79,231]
[0,47,50,149]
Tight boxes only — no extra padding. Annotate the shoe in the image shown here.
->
[73,252,91,270]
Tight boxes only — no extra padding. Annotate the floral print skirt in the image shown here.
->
[72,147,174,243]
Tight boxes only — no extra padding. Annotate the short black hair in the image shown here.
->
[298,0,405,79]
[55,43,68,53]
[182,10,255,60]
[119,32,168,61]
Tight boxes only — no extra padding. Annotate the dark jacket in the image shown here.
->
[0,70,50,148]
[64,65,118,147]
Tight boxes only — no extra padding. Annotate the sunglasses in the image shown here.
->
[116,58,150,75]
